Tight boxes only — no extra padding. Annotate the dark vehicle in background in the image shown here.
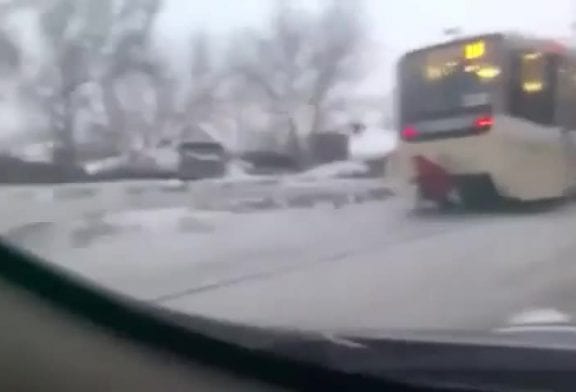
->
[178,142,228,180]
[308,132,349,165]
[0,154,86,184]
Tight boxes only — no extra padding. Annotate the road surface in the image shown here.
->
[3,177,576,336]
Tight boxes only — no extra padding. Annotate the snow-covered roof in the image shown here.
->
[348,127,397,161]
[13,142,54,163]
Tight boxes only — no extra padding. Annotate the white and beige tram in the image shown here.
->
[394,33,576,207]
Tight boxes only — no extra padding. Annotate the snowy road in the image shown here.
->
[4,178,576,336]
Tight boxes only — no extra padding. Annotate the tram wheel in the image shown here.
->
[456,175,501,209]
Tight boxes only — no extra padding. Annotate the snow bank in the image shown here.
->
[83,156,128,175]
[295,161,369,181]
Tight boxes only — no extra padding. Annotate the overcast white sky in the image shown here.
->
[4,0,576,142]
[155,0,576,93]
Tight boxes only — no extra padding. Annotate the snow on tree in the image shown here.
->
[228,0,366,164]
[177,33,224,143]
[0,0,370,167]
[6,0,168,164]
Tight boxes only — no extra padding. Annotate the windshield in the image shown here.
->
[400,37,503,123]
[3,0,576,377]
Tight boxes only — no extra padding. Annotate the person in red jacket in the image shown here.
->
[413,155,457,208]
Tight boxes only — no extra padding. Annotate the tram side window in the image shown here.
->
[557,61,576,130]
[509,51,558,126]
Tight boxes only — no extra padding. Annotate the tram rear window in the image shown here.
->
[399,38,502,123]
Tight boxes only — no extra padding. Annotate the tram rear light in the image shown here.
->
[402,126,419,140]
[473,115,493,132]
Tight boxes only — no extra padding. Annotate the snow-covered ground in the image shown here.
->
[290,161,369,182]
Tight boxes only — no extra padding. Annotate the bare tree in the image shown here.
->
[8,0,167,166]
[100,0,167,153]
[1,0,364,169]
[178,33,223,142]
[308,0,365,131]
[0,1,28,153]
[31,0,97,165]
[0,24,21,74]
[229,0,365,164]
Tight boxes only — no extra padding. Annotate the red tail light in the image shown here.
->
[473,115,493,132]
[402,126,419,140]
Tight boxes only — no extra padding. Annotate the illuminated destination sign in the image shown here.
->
[464,40,486,60]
